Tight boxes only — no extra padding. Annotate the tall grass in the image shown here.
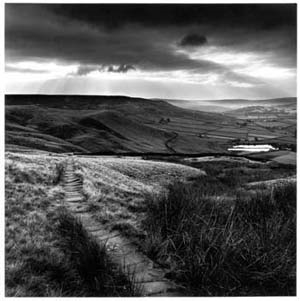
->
[5,153,138,296]
[142,181,296,296]
[52,162,65,185]
[56,209,139,296]
[187,161,296,188]
[6,207,139,296]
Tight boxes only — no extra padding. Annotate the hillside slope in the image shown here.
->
[6,95,236,154]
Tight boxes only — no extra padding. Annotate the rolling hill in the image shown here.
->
[6,94,296,154]
[6,94,235,154]
[207,97,296,108]
[161,97,296,112]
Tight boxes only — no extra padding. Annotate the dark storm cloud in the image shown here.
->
[73,64,136,76]
[180,34,207,47]
[108,64,136,73]
[5,5,227,72]
[51,4,296,30]
[5,3,296,86]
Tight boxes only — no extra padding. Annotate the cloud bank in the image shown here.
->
[180,34,207,47]
[5,4,296,99]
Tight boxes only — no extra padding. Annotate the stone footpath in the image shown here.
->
[63,158,182,296]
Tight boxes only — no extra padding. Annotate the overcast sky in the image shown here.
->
[5,4,296,100]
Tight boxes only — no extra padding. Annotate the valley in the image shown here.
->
[5,95,296,155]
[5,2,297,297]
[5,94,296,296]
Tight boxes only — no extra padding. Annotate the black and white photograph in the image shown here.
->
[4,2,297,297]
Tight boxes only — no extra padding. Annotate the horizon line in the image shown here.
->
[5,93,297,102]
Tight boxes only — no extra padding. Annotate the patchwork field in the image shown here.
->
[149,112,295,146]
[224,102,296,146]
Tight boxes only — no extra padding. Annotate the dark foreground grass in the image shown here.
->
[142,180,296,296]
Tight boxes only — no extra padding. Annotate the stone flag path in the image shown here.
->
[63,158,182,296]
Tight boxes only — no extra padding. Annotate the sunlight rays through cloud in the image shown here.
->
[5,4,296,99]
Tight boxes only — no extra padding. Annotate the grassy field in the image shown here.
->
[5,152,139,297]
[95,155,297,296]
[72,154,296,296]
[246,151,296,166]
[224,103,296,146]
[150,115,295,148]
[5,152,204,296]
[5,94,297,296]
[140,170,296,296]
[5,151,296,296]
[73,156,205,232]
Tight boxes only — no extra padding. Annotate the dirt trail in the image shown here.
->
[63,158,181,296]
[165,132,178,153]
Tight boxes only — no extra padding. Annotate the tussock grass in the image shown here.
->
[7,152,295,296]
[52,162,65,185]
[5,153,74,296]
[74,156,204,234]
[189,160,295,188]
[143,180,296,296]
[5,153,138,296]
[5,152,65,185]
